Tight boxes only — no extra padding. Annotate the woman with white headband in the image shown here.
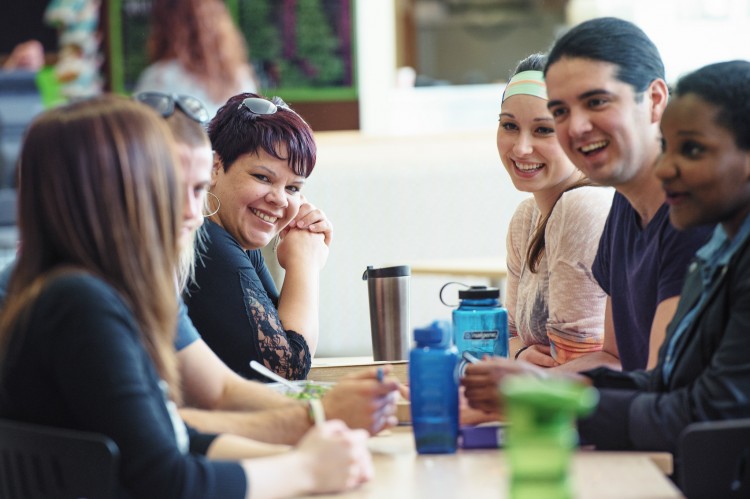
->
[498,53,613,369]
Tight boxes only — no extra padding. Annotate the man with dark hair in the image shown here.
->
[542,17,712,372]
[464,58,750,455]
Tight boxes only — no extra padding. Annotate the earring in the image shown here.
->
[205,192,220,217]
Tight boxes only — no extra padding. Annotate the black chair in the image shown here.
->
[0,418,120,499]
[678,418,750,499]
[0,69,44,189]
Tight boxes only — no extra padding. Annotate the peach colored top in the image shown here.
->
[505,186,614,363]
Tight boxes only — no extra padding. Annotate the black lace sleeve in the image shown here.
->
[186,221,312,380]
[240,272,311,380]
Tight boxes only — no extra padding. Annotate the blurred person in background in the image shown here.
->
[1,40,44,71]
[136,0,259,119]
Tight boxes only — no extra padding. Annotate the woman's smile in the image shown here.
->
[512,159,546,176]
[250,207,280,224]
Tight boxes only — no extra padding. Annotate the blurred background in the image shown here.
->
[2,0,750,356]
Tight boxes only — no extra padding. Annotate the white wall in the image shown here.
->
[566,0,750,83]
[302,130,528,357]
[302,0,750,357]
[276,1,526,357]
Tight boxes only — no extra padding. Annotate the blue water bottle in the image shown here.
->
[452,285,508,359]
[409,321,459,454]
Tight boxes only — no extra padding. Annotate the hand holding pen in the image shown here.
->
[319,365,400,435]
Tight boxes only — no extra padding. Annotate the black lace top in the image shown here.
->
[185,221,311,380]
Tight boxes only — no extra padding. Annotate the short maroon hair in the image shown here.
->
[208,93,316,177]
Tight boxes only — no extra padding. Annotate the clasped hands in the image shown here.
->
[276,195,332,270]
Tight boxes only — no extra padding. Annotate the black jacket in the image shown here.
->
[578,232,750,452]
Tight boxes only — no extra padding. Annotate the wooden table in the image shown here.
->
[306,428,682,498]
[309,356,409,384]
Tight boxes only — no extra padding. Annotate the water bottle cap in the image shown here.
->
[458,285,500,300]
[413,322,448,344]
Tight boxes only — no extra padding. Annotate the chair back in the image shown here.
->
[0,418,120,499]
[678,418,750,499]
[0,69,44,189]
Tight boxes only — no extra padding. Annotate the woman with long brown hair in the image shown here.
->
[0,95,372,498]
[136,0,258,118]
[498,53,613,369]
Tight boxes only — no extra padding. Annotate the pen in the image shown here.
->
[376,366,384,383]
[308,398,325,427]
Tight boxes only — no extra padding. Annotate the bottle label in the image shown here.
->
[463,330,499,340]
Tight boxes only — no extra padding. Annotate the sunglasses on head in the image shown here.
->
[134,92,210,124]
[237,96,290,118]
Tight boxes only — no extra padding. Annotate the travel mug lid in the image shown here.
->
[362,265,411,280]
[458,285,499,299]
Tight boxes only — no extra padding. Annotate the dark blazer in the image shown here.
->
[578,232,750,452]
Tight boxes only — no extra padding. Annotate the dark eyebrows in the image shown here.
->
[251,164,305,185]
[253,165,276,178]
[578,89,613,100]
[675,130,705,137]
[547,89,613,110]
[499,112,553,122]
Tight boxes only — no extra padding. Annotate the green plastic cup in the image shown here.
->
[502,376,599,499]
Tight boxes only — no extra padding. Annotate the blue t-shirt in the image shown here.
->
[176,297,201,350]
[592,193,713,371]
[0,259,200,352]
[0,260,10,306]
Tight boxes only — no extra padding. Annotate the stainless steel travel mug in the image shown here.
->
[362,265,411,361]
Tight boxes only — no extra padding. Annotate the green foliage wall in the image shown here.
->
[111,0,355,99]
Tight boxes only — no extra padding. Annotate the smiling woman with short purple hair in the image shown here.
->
[186,93,332,381]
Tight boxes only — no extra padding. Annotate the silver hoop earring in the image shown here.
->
[205,192,220,217]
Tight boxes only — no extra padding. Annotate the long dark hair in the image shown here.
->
[526,178,591,273]
[0,95,182,398]
[509,54,591,273]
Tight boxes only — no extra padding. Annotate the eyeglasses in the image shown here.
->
[237,96,290,118]
[134,92,210,124]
